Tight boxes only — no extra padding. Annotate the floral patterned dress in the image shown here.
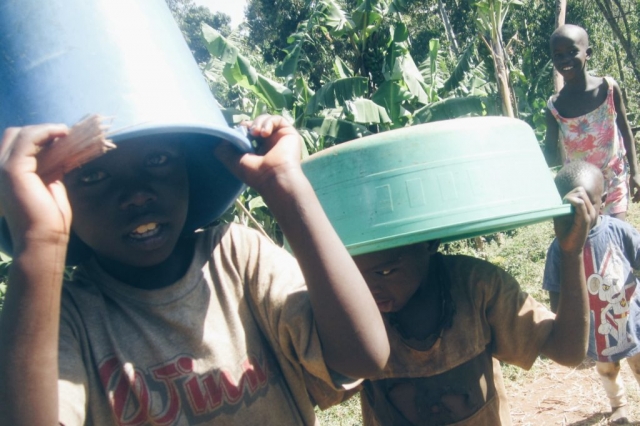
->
[548,76,628,215]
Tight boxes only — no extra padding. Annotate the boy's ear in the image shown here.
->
[586,46,593,59]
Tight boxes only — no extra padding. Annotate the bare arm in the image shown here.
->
[540,187,595,366]
[0,125,71,425]
[215,115,389,378]
[544,107,561,167]
[612,81,640,202]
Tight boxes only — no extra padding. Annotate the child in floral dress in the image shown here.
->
[544,24,640,220]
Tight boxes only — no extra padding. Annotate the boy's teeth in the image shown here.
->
[133,223,158,234]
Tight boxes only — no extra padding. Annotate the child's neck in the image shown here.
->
[562,73,599,92]
[96,236,196,289]
[391,266,443,341]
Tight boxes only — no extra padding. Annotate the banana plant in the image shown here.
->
[203,24,293,113]
[475,0,522,117]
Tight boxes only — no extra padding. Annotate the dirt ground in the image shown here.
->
[505,357,640,425]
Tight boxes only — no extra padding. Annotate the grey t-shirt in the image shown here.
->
[58,223,355,425]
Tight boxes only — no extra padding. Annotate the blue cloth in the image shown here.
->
[543,215,640,362]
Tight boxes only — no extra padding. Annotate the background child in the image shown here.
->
[544,160,640,424]
[544,24,640,221]
[0,115,389,425]
[350,183,595,425]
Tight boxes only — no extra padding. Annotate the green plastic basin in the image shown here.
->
[302,116,571,255]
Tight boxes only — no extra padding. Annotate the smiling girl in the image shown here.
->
[544,24,640,221]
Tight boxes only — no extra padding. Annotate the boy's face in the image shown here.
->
[64,138,189,268]
[550,30,591,81]
[353,242,438,313]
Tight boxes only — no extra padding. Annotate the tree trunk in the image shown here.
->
[491,39,514,117]
[437,0,460,56]
[553,0,566,93]
[594,0,640,83]
[613,44,629,107]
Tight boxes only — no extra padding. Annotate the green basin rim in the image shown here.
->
[346,203,572,256]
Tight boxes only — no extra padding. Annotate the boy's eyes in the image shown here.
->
[75,153,171,184]
[145,153,169,167]
[553,49,579,59]
[79,169,108,184]
[375,268,396,276]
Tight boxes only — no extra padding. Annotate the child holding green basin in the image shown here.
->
[350,186,593,425]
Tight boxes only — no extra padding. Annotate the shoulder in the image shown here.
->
[604,75,621,90]
[603,214,632,231]
[197,222,292,279]
[440,254,517,290]
[202,222,276,253]
[603,215,640,239]
[604,76,624,100]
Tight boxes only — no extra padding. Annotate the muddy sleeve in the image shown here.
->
[235,225,361,409]
[484,262,555,370]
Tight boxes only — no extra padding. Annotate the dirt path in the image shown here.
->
[505,358,640,425]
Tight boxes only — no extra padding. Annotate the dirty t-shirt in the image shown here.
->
[544,215,640,363]
[361,254,555,426]
[57,223,354,425]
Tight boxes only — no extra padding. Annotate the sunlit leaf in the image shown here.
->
[305,77,369,114]
[372,81,412,124]
[306,117,371,142]
[344,99,391,123]
[413,96,491,123]
[333,57,354,79]
[275,42,302,77]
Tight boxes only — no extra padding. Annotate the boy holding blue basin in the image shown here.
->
[350,187,594,424]
[0,115,389,425]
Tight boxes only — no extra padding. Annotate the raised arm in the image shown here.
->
[215,115,389,378]
[544,107,561,167]
[612,81,640,202]
[0,125,71,425]
[540,187,595,365]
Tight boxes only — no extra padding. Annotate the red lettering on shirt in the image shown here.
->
[98,354,270,425]
[182,356,269,414]
[99,356,151,426]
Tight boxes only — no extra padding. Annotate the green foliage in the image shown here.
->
[165,0,232,64]
[203,25,294,112]
[195,0,640,240]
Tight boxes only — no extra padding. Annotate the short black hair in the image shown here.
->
[554,161,603,197]
[550,24,589,48]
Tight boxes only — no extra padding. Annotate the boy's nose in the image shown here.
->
[120,190,157,210]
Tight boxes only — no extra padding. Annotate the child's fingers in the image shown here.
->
[0,124,69,167]
[564,188,592,217]
[564,187,596,229]
[248,115,291,139]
